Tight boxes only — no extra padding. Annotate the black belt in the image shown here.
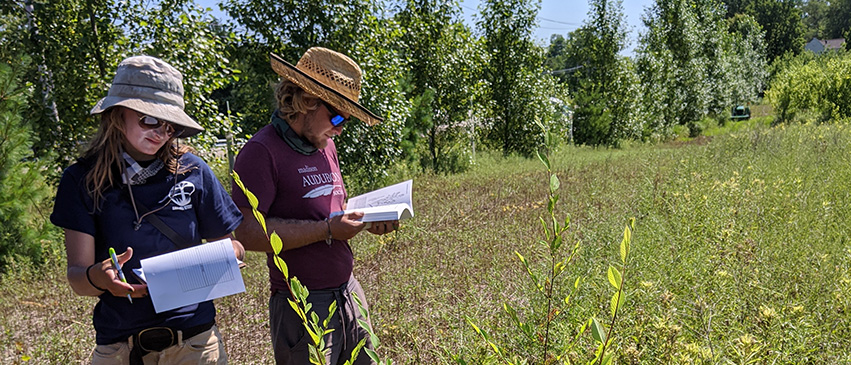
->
[128,321,215,364]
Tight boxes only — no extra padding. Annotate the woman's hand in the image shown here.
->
[89,247,148,298]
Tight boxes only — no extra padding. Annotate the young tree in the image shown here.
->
[725,14,768,105]
[720,0,805,62]
[0,58,54,269]
[637,0,706,133]
[565,0,635,146]
[478,0,548,156]
[0,0,124,172]
[396,0,478,173]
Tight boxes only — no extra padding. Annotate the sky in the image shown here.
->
[198,0,655,55]
[458,0,655,56]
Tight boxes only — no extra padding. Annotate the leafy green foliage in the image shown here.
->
[0,0,240,176]
[465,121,634,364]
[824,0,851,39]
[0,0,125,172]
[222,0,408,188]
[478,0,553,157]
[396,0,478,174]
[559,0,635,147]
[766,50,851,123]
[0,58,56,270]
[720,0,805,62]
[635,0,766,138]
[801,0,829,40]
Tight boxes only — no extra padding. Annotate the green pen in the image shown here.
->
[109,247,133,303]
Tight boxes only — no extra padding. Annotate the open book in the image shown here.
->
[330,179,414,222]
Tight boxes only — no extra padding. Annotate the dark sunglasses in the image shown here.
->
[138,115,180,137]
[322,101,349,127]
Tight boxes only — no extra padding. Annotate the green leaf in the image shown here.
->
[364,348,380,364]
[551,234,563,252]
[273,256,288,279]
[270,232,284,255]
[536,149,551,170]
[607,266,622,290]
[591,317,607,344]
[516,251,542,292]
[539,217,550,241]
[550,174,560,192]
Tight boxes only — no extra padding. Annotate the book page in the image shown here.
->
[140,238,245,313]
[346,179,412,210]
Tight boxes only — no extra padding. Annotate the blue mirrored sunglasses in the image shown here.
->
[322,101,349,127]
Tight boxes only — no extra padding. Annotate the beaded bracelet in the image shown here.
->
[86,264,106,292]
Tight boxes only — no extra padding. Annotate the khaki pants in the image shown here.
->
[91,325,227,364]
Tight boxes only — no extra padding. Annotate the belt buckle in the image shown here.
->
[137,327,176,352]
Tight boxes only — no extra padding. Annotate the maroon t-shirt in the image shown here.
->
[232,125,351,291]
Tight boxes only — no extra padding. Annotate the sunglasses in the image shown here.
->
[322,101,349,127]
[138,115,180,137]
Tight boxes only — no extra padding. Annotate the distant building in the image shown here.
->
[804,38,846,54]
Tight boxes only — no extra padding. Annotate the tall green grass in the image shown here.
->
[3,122,851,363]
[354,122,851,363]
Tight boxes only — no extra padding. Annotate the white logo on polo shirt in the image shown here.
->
[167,181,195,210]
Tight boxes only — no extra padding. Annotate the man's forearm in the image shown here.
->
[234,207,328,252]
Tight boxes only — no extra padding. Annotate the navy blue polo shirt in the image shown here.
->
[50,153,242,345]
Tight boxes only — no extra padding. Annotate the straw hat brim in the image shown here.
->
[270,53,383,126]
[91,96,204,138]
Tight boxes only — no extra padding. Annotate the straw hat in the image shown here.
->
[270,48,383,126]
[91,55,204,137]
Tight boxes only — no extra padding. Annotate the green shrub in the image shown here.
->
[0,59,58,270]
[766,51,851,123]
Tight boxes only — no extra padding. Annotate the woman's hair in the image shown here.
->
[275,80,322,124]
[81,107,192,208]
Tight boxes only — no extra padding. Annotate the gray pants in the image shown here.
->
[270,275,375,365]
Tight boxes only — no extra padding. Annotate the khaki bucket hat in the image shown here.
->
[270,48,383,126]
[91,55,204,137]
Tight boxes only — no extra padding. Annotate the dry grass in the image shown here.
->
[7,123,851,363]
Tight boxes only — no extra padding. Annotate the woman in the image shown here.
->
[50,55,243,364]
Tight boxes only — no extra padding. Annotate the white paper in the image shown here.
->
[140,238,245,313]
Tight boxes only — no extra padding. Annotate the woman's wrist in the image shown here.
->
[86,264,106,292]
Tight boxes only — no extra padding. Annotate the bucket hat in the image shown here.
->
[91,55,204,137]
[270,48,383,126]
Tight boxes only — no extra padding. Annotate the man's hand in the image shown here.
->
[367,220,399,235]
[329,212,368,240]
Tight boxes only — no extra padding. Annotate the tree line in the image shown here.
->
[0,0,848,267]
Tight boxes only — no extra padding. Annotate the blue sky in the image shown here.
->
[458,0,655,55]
[197,0,654,55]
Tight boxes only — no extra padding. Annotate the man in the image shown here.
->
[231,47,397,365]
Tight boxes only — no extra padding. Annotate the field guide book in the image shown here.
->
[331,179,414,222]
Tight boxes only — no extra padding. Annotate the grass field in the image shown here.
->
[3,120,851,363]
